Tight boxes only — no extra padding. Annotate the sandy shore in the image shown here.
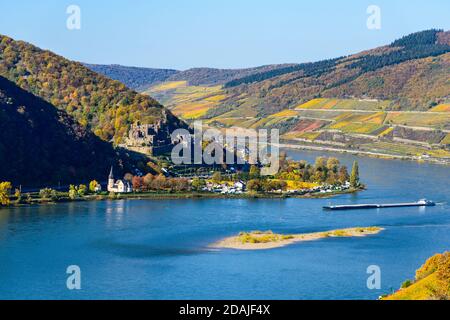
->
[211,227,384,250]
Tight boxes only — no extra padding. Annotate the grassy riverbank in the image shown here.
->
[211,227,383,250]
[2,187,362,209]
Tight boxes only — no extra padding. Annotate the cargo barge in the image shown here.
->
[323,199,436,211]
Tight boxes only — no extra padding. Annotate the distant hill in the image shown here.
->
[146,30,450,119]
[83,64,178,91]
[166,64,297,87]
[217,29,450,116]
[0,76,146,187]
[0,34,185,144]
[147,29,450,163]
[85,63,298,90]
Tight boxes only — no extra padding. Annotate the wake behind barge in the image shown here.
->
[323,199,436,211]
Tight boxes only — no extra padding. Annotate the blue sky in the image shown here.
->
[1,0,449,70]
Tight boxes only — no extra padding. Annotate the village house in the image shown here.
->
[107,167,132,193]
[94,184,102,192]
[203,180,246,194]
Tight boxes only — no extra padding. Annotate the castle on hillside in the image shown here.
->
[107,167,132,193]
[122,120,174,156]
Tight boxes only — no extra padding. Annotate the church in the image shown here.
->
[107,167,132,193]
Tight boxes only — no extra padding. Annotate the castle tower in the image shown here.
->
[108,166,115,191]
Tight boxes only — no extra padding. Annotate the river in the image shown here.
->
[0,149,449,299]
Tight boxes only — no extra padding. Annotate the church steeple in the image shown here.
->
[109,166,114,180]
[107,166,115,192]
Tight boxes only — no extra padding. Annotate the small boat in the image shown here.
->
[323,199,436,211]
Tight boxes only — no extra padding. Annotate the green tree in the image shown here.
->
[249,165,261,179]
[39,188,52,200]
[263,180,287,192]
[39,188,58,201]
[338,166,349,184]
[89,180,99,193]
[313,157,328,182]
[191,178,206,191]
[350,161,360,188]
[247,179,262,192]
[279,152,288,172]
[68,185,78,200]
[326,172,338,185]
[212,172,222,184]
[326,157,340,173]
[401,280,413,289]
[51,189,58,200]
[14,188,22,204]
[77,184,87,197]
[0,181,12,206]
[314,157,327,171]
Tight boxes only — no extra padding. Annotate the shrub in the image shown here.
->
[333,230,349,237]
[39,188,58,201]
[77,184,87,197]
[0,181,12,206]
[416,253,443,281]
[247,179,262,192]
[401,280,413,289]
[68,186,78,200]
[212,172,222,184]
[89,180,100,193]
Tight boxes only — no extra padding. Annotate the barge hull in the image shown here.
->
[324,201,436,211]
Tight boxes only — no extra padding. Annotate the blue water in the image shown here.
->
[0,150,449,300]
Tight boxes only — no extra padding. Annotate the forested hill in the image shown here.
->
[0,34,185,144]
[218,29,450,115]
[165,64,298,87]
[0,76,143,186]
[224,29,450,89]
[85,64,298,89]
[83,64,178,91]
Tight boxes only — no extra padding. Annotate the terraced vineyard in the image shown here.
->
[145,81,227,120]
[430,104,450,112]
[204,98,450,163]
[277,99,450,161]
[144,80,450,162]
[137,30,450,163]
[295,98,396,111]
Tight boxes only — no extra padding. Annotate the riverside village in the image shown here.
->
[0,122,360,206]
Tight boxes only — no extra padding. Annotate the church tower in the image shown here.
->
[108,166,115,191]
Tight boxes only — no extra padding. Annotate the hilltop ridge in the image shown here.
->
[140,30,450,163]
[0,76,146,186]
[0,34,185,144]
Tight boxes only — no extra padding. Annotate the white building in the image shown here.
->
[234,181,245,191]
[94,184,102,192]
[107,167,132,193]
